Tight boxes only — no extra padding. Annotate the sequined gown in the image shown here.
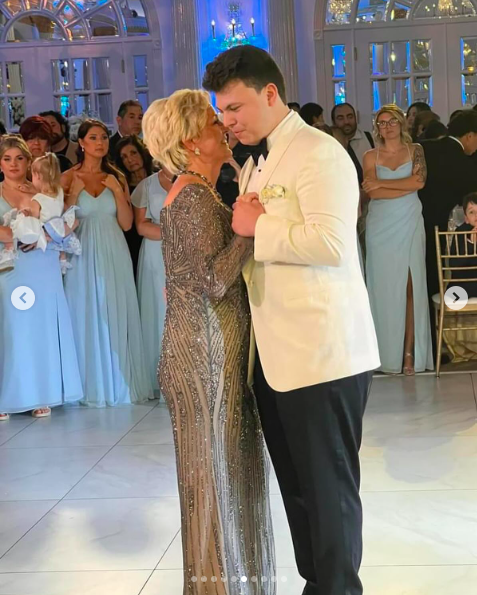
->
[160,184,276,595]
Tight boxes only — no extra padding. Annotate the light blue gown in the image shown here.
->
[366,153,434,373]
[64,188,153,407]
[131,174,167,396]
[0,194,83,413]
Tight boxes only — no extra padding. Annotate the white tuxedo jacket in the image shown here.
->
[240,111,380,392]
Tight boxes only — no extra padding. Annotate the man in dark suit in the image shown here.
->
[109,99,143,158]
[419,110,477,301]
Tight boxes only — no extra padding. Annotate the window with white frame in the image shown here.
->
[134,54,148,111]
[368,39,432,112]
[331,45,347,105]
[461,37,477,106]
[0,61,25,129]
[51,57,113,125]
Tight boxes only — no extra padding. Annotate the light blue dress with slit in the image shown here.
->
[64,188,153,406]
[131,174,167,396]
[0,192,83,413]
[365,148,434,373]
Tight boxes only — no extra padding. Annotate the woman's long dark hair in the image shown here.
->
[76,119,125,187]
[115,135,153,187]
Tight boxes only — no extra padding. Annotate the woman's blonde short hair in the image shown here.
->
[142,89,210,175]
[373,104,412,146]
[0,134,32,162]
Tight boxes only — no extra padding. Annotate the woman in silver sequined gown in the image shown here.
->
[143,91,275,594]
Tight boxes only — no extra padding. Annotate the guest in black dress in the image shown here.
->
[115,135,154,279]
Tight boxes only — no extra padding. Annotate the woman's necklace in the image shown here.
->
[160,169,174,183]
[179,170,230,211]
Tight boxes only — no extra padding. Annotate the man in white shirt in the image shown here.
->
[332,102,374,182]
[203,47,379,595]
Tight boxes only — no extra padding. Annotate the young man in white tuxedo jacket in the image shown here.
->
[203,47,380,595]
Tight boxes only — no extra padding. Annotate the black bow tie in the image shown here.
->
[251,138,269,166]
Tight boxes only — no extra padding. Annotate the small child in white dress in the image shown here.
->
[0,153,80,273]
[31,153,65,225]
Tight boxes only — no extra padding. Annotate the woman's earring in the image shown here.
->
[194,147,201,156]
[81,146,85,152]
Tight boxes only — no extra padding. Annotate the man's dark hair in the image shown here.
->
[202,46,287,103]
[0,120,6,135]
[406,102,431,117]
[288,102,300,111]
[39,110,70,139]
[448,110,477,138]
[299,103,324,126]
[463,192,477,214]
[421,119,448,140]
[117,100,142,119]
[331,102,356,124]
[449,109,464,124]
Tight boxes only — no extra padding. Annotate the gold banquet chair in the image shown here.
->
[434,226,477,376]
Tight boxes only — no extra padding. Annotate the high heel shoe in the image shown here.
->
[403,352,415,376]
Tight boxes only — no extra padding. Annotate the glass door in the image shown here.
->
[45,43,126,130]
[0,47,40,130]
[354,25,447,130]
[323,30,355,121]
[446,22,477,114]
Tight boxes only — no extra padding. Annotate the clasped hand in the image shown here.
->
[231,192,265,238]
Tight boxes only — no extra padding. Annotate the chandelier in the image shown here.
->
[328,0,353,22]
[437,0,455,14]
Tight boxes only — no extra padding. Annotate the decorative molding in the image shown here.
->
[171,0,200,88]
[267,0,299,101]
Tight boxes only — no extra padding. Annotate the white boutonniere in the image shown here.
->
[260,184,287,204]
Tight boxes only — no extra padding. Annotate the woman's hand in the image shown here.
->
[235,192,259,204]
[362,178,382,193]
[102,174,123,196]
[17,181,35,194]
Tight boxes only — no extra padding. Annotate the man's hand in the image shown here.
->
[232,200,265,237]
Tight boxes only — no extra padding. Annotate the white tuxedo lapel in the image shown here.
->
[238,156,255,195]
[257,115,305,191]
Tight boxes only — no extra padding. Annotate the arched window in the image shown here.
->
[325,0,477,23]
[0,0,149,42]
[0,0,157,131]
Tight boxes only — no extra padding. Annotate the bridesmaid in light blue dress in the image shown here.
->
[63,120,152,407]
[0,136,82,419]
[131,169,172,396]
[363,105,433,375]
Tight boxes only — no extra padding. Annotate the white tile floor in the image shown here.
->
[0,374,476,594]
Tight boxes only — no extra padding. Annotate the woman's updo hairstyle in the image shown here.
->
[142,89,210,175]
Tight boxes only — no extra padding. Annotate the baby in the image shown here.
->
[0,153,80,273]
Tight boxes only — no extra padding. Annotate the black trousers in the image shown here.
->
[254,357,372,595]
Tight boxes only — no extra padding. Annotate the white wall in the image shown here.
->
[293,0,320,104]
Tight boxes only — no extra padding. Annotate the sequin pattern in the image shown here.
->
[159,184,276,594]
